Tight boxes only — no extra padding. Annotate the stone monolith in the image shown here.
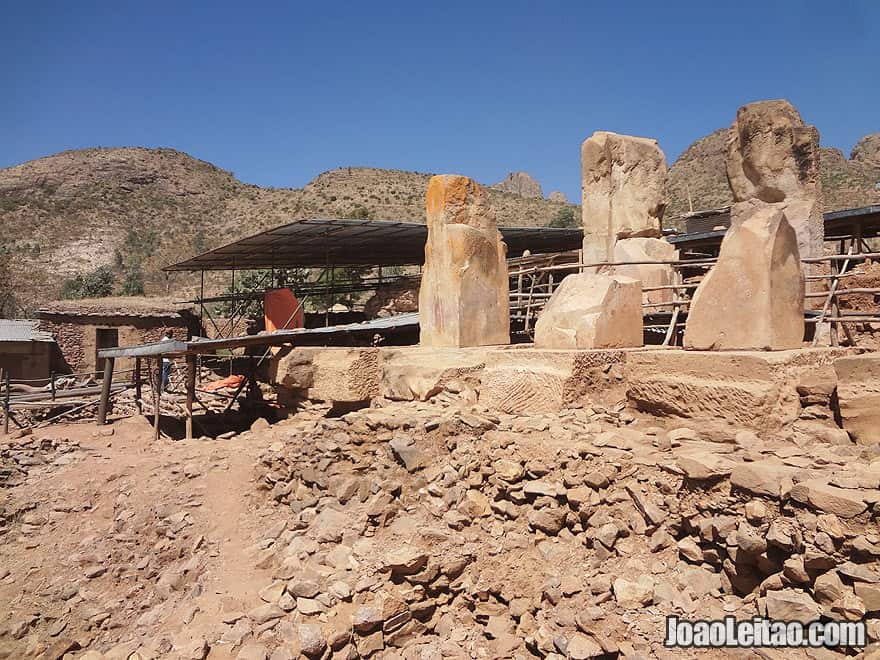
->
[418,175,510,347]
[534,274,643,349]
[581,132,668,266]
[726,99,823,259]
[684,205,804,350]
[606,237,678,305]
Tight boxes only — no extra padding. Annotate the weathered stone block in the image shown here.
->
[534,273,643,350]
[727,99,823,260]
[378,347,486,401]
[684,206,804,351]
[834,353,880,445]
[479,348,628,414]
[272,347,378,403]
[626,348,846,432]
[581,132,667,265]
[418,175,509,347]
[606,237,678,305]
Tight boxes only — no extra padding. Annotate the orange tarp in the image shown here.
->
[264,288,304,333]
[200,374,244,391]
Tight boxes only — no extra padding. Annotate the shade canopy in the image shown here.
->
[164,217,584,271]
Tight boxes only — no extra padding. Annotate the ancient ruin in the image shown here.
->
[605,237,678,305]
[581,131,667,265]
[726,99,824,260]
[533,131,675,350]
[534,274,643,349]
[684,100,821,351]
[3,98,880,660]
[684,205,805,350]
[418,175,510,348]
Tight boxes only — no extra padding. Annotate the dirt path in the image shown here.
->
[0,416,281,659]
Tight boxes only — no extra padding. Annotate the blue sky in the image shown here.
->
[2,1,878,202]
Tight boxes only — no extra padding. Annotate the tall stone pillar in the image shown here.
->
[726,99,824,259]
[581,131,668,266]
[418,175,510,347]
[685,99,815,351]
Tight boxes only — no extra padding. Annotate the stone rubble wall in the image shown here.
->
[272,345,877,443]
[249,395,880,658]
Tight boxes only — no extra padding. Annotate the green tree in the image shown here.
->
[0,246,19,318]
[121,262,145,296]
[349,205,372,220]
[60,266,115,299]
[549,206,577,228]
[214,268,312,320]
[313,267,364,310]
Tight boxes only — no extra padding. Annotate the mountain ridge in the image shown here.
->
[0,148,573,313]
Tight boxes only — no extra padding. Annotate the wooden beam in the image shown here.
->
[1,369,8,435]
[185,354,196,441]
[153,358,161,442]
[134,358,142,415]
[97,357,115,425]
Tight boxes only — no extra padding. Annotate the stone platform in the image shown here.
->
[272,344,867,435]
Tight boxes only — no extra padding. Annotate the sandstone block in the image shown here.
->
[763,588,820,623]
[581,132,667,265]
[626,348,844,431]
[378,347,485,401]
[834,353,880,445]
[418,174,509,347]
[272,347,378,404]
[479,347,629,413]
[612,575,654,608]
[727,99,823,260]
[605,237,678,305]
[684,205,804,350]
[534,274,643,349]
[789,480,868,518]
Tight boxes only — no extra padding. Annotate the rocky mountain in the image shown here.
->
[0,149,572,313]
[851,133,880,167]
[667,129,880,220]
[4,127,877,315]
[491,171,543,199]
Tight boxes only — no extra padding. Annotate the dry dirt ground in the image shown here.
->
[0,415,283,660]
[1,395,879,660]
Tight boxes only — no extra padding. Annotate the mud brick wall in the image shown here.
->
[37,315,195,376]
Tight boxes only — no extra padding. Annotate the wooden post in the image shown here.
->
[134,358,142,415]
[185,354,196,441]
[97,357,115,425]
[1,369,8,436]
[830,256,841,347]
[153,358,161,441]
[50,371,56,401]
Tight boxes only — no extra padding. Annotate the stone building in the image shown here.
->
[0,320,56,383]
[35,297,201,376]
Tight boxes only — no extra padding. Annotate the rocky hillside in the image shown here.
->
[0,149,572,313]
[491,171,543,199]
[668,130,880,219]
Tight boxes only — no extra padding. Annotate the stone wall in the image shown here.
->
[272,345,864,440]
[38,315,195,376]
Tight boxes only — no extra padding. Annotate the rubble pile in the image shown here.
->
[0,429,80,489]
[0,417,229,659]
[247,397,880,658]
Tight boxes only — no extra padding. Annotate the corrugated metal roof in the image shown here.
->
[0,320,55,343]
[164,217,584,271]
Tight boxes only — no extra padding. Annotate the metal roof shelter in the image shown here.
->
[0,320,54,343]
[665,205,880,256]
[164,218,584,271]
[93,313,423,442]
[165,206,880,273]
